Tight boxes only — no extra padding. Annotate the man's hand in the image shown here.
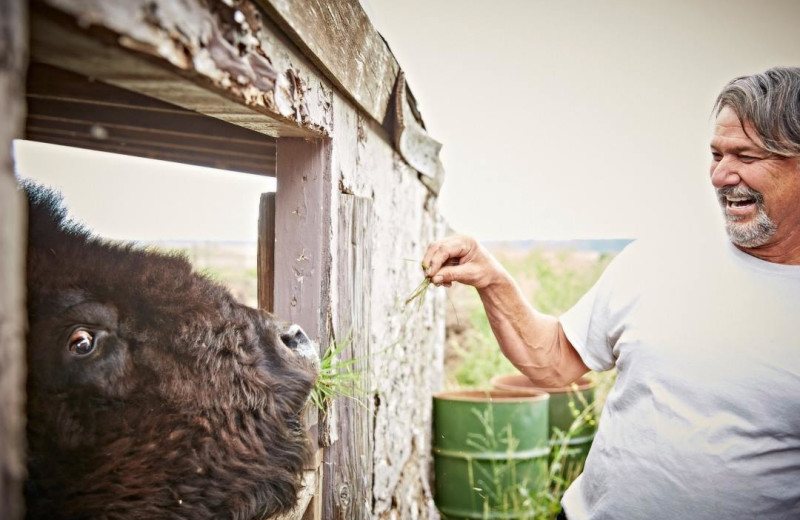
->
[423,234,589,387]
[422,235,508,290]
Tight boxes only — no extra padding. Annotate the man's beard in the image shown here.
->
[716,184,776,248]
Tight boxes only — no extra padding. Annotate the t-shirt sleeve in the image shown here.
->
[559,241,643,372]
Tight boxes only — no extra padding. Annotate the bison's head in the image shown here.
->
[23,183,319,520]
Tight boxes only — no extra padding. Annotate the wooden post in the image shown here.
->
[273,138,331,341]
[323,194,374,519]
[258,192,277,313]
[0,1,29,519]
[274,138,332,520]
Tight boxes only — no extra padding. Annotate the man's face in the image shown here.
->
[710,106,800,259]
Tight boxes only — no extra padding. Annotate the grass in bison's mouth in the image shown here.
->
[310,335,369,415]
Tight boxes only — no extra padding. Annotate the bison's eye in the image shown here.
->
[68,329,95,357]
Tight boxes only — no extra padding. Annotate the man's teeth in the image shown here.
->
[727,198,754,207]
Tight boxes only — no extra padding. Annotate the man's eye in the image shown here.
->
[711,153,722,161]
[739,155,760,163]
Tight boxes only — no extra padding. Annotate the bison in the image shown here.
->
[23,182,319,520]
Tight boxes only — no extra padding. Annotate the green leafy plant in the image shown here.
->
[536,388,599,517]
[458,390,600,520]
[464,405,543,519]
[309,335,368,414]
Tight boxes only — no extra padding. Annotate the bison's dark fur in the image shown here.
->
[23,183,319,520]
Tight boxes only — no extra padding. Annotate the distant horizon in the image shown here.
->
[140,237,636,254]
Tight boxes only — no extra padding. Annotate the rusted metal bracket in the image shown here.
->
[390,71,445,196]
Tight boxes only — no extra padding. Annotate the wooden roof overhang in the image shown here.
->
[28,0,443,191]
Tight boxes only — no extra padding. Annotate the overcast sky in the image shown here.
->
[15,1,800,243]
[363,0,800,240]
[15,140,275,242]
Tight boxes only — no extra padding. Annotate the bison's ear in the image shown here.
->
[21,180,90,247]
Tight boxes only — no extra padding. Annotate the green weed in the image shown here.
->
[452,388,600,520]
[310,334,369,415]
[441,246,617,515]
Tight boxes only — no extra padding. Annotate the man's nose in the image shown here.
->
[710,156,741,188]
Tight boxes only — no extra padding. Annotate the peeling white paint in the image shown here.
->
[330,91,446,518]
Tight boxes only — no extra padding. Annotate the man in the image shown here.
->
[423,67,800,519]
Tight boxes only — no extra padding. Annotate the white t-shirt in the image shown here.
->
[559,233,800,519]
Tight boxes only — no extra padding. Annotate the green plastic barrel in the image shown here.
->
[491,374,596,473]
[433,390,550,520]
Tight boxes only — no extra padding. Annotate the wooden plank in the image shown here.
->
[273,137,333,520]
[257,192,276,313]
[26,118,273,161]
[31,2,330,138]
[256,0,446,189]
[301,460,323,520]
[273,137,332,344]
[390,72,445,195]
[24,63,277,175]
[25,131,275,175]
[26,64,277,148]
[0,1,28,519]
[271,469,317,520]
[256,0,399,126]
[323,194,374,519]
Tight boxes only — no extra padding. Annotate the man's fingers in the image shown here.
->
[423,235,474,276]
[431,265,470,285]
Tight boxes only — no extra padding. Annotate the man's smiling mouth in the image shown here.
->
[726,196,756,209]
[717,186,763,218]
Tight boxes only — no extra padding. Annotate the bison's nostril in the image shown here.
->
[280,324,320,371]
[280,324,310,351]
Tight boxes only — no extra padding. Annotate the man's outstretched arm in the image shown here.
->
[423,235,589,387]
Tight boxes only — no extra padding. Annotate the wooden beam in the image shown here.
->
[255,0,399,126]
[323,194,374,519]
[31,1,330,138]
[254,0,446,191]
[273,138,332,342]
[0,1,28,519]
[257,192,276,313]
[273,137,333,520]
[33,0,445,193]
[25,63,277,176]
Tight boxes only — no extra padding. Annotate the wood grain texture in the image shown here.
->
[273,139,333,519]
[270,469,317,520]
[25,63,278,176]
[256,0,399,126]
[273,138,331,341]
[32,1,330,137]
[0,1,28,519]
[323,194,374,519]
[391,73,445,195]
[257,193,277,312]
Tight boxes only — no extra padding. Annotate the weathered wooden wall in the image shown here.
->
[0,1,28,519]
[328,94,447,519]
[17,1,447,518]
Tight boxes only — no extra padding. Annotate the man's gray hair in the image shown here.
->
[713,67,800,157]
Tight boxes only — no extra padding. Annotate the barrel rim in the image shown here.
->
[433,389,550,403]
[490,372,595,394]
[435,503,536,520]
